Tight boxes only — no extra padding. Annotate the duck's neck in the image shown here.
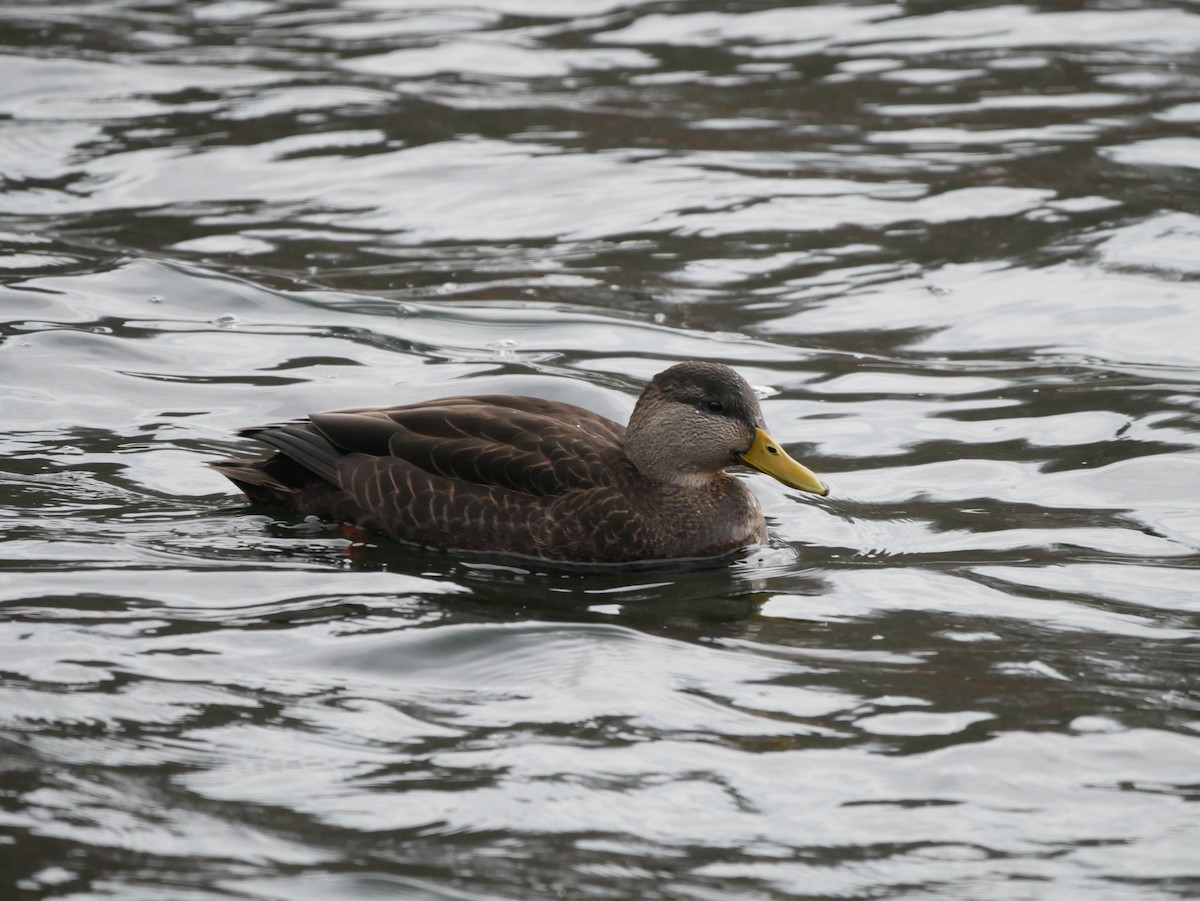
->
[624,417,720,488]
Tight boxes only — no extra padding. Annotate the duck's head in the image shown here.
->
[625,361,828,495]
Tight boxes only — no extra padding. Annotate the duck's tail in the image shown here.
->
[210,420,344,506]
[208,457,298,506]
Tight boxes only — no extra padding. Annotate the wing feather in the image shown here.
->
[310,397,627,496]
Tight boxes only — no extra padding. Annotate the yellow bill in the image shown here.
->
[739,427,828,496]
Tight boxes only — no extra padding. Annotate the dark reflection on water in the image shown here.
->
[2,1,1199,898]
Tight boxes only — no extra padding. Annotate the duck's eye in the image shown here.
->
[705,400,724,413]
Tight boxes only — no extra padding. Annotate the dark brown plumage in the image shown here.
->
[209,361,827,564]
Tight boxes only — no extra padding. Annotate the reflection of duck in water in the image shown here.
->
[210,361,828,564]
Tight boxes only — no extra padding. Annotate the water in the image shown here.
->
[1,1,1198,898]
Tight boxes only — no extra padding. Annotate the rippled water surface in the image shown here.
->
[2,1,1199,898]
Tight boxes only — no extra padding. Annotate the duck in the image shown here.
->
[209,361,828,565]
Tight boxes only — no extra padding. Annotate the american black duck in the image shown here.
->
[210,361,828,564]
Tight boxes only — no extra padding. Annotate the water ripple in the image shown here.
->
[2,1,1198,898]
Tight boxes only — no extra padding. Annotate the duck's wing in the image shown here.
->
[309,395,627,496]
[222,395,627,499]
